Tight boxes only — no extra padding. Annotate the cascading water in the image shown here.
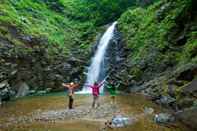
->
[79,22,117,94]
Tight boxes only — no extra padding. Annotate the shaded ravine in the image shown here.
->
[0,92,190,131]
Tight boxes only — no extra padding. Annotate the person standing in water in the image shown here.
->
[86,80,105,108]
[106,80,118,105]
[62,82,79,109]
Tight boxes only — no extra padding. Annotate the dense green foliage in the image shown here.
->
[0,0,141,90]
[0,0,195,82]
[0,0,140,56]
[76,0,137,25]
[0,0,97,56]
[118,0,197,80]
[0,0,197,119]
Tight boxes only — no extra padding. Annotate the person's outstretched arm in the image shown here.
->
[115,83,120,89]
[62,83,70,88]
[106,84,112,89]
[98,80,105,88]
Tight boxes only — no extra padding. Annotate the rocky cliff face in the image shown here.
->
[0,0,141,101]
[118,0,197,129]
[0,1,196,129]
[0,0,93,101]
[103,27,129,87]
[0,25,88,102]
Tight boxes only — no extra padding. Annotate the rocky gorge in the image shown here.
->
[116,0,197,129]
[0,0,197,130]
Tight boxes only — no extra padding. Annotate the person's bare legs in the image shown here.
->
[92,96,96,108]
[111,96,115,105]
[92,96,100,108]
[96,96,100,108]
[68,96,74,109]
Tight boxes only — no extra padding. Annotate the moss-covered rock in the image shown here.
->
[0,0,97,96]
[118,0,197,111]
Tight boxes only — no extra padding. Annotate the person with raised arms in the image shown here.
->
[106,80,118,105]
[86,80,105,108]
[62,82,79,109]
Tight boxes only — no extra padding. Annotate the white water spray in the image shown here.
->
[78,22,117,94]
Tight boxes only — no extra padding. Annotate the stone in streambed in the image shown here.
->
[154,113,175,124]
[182,79,197,94]
[29,90,36,95]
[46,88,52,93]
[178,98,194,109]
[36,90,47,95]
[175,107,197,130]
[156,95,176,106]
[111,115,133,128]
[144,107,154,115]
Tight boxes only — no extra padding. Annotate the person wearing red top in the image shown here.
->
[86,80,104,108]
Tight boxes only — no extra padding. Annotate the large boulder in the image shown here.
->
[182,79,197,95]
[177,98,194,109]
[157,95,176,104]
[154,113,175,124]
[176,107,197,130]
[0,80,11,101]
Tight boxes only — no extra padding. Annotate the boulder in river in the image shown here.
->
[37,90,47,95]
[175,107,197,130]
[144,107,154,115]
[154,113,175,124]
[182,79,197,94]
[111,115,132,128]
[29,90,36,95]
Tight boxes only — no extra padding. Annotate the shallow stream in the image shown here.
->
[0,92,190,131]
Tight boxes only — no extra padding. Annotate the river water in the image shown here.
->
[0,93,190,131]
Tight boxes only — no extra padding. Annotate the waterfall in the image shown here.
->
[79,21,117,94]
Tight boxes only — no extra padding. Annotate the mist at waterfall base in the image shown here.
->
[77,22,117,94]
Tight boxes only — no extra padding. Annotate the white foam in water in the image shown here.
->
[77,22,117,94]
